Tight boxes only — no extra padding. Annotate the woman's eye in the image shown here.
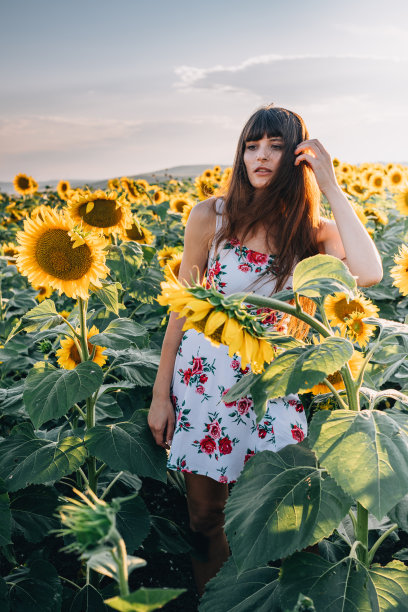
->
[246,144,256,150]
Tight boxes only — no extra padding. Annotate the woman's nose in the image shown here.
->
[257,148,269,160]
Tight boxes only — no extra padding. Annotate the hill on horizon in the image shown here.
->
[0,164,228,194]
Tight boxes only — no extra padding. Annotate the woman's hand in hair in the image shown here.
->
[294,139,339,198]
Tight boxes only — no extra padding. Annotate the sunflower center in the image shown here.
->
[69,339,93,365]
[35,229,92,280]
[174,200,187,212]
[18,176,30,189]
[79,199,122,227]
[334,298,365,321]
[126,224,144,240]
[327,370,343,385]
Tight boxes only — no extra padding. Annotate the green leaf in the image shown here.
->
[115,496,151,554]
[150,516,192,554]
[0,383,26,416]
[85,411,167,482]
[388,494,408,532]
[94,282,123,316]
[95,395,123,421]
[0,479,11,546]
[110,348,160,386]
[224,444,352,570]
[308,409,408,519]
[6,299,63,342]
[222,373,257,403]
[292,254,357,299]
[0,577,9,612]
[280,554,408,611]
[90,318,148,349]
[104,588,186,612]
[23,361,103,428]
[69,584,109,612]
[84,550,146,581]
[10,485,59,543]
[250,337,353,423]
[199,556,279,612]
[0,422,87,492]
[106,242,143,286]
[6,559,62,612]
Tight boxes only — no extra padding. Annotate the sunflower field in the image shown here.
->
[1,162,408,612]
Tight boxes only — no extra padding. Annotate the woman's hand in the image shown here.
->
[148,394,175,450]
[294,138,339,197]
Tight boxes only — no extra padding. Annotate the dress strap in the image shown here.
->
[208,198,224,263]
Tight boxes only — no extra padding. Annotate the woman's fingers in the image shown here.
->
[294,153,316,167]
[166,416,175,447]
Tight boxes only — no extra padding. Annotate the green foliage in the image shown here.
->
[104,588,186,611]
[292,254,357,299]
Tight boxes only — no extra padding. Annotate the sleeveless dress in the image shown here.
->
[167,199,307,483]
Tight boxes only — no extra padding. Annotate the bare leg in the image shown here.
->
[184,473,230,598]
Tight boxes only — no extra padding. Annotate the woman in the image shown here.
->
[148,105,383,596]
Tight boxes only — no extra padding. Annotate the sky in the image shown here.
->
[1,0,408,181]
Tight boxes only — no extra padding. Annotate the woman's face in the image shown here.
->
[243,134,284,189]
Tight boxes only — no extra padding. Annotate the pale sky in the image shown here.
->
[1,0,408,181]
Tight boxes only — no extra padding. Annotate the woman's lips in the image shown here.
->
[255,168,272,174]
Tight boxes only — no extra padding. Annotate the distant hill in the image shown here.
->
[0,165,228,194]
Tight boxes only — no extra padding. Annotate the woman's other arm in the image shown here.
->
[148,198,216,448]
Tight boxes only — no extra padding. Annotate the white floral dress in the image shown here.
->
[167,199,307,483]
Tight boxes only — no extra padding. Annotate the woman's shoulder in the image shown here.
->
[186,196,219,236]
[315,216,337,244]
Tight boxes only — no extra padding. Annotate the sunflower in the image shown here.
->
[387,169,404,190]
[395,188,408,216]
[169,195,193,214]
[390,244,408,296]
[195,177,215,201]
[67,190,132,235]
[13,173,35,196]
[120,178,140,203]
[364,207,388,225]
[107,178,120,190]
[30,178,39,194]
[30,204,52,221]
[307,350,364,395]
[59,310,71,319]
[32,283,53,302]
[164,253,183,280]
[332,158,340,168]
[213,165,222,174]
[324,292,378,329]
[369,172,385,192]
[57,180,71,200]
[15,209,109,300]
[136,179,150,191]
[181,202,194,226]
[121,219,154,244]
[352,202,368,226]
[157,277,275,373]
[344,311,377,346]
[347,181,365,199]
[157,246,180,267]
[3,242,19,265]
[202,169,214,179]
[56,325,107,370]
[152,189,167,205]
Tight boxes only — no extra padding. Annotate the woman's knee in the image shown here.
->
[188,501,226,535]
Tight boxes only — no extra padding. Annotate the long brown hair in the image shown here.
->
[213,104,321,294]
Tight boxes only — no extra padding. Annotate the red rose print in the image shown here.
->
[181,460,186,467]
[219,475,228,483]
[291,425,305,442]
[238,263,251,272]
[256,307,277,325]
[196,385,205,394]
[207,421,222,439]
[240,366,250,375]
[229,238,240,246]
[222,389,236,407]
[213,261,222,274]
[200,373,208,383]
[200,436,217,454]
[247,250,268,265]
[237,397,253,415]
[183,368,192,385]
[295,403,304,412]
[192,357,203,374]
[218,437,233,455]
[206,270,214,287]
[258,427,267,439]
[244,450,255,463]
[231,359,240,370]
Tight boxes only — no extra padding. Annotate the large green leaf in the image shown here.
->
[250,337,353,422]
[115,495,151,554]
[149,516,192,554]
[104,588,186,612]
[0,479,11,546]
[388,494,408,532]
[23,361,103,428]
[199,556,279,612]
[292,254,357,299]
[0,577,9,612]
[10,485,59,543]
[85,411,167,482]
[224,444,352,570]
[308,409,408,519]
[6,299,63,342]
[109,348,160,386]
[0,422,87,492]
[69,584,109,612]
[279,554,408,611]
[106,242,143,286]
[84,550,146,581]
[94,281,124,316]
[90,318,148,350]
[6,559,62,612]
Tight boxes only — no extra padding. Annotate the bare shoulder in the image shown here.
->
[185,197,218,244]
[316,216,337,243]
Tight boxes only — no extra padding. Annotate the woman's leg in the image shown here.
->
[184,472,230,597]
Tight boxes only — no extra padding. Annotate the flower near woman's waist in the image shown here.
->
[157,276,277,373]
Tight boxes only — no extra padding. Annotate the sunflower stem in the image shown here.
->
[100,471,123,500]
[321,379,348,409]
[78,298,89,361]
[318,299,332,330]
[341,363,359,411]
[368,523,398,564]
[59,316,81,341]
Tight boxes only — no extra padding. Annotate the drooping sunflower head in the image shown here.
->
[2,242,19,264]
[13,173,35,195]
[56,325,107,370]
[121,218,155,244]
[57,180,71,200]
[15,209,109,300]
[136,179,151,191]
[157,246,180,267]
[324,292,379,328]
[32,283,54,302]
[364,207,388,225]
[390,244,408,296]
[67,190,132,235]
[164,253,183,281]
[120,178,140,202]
[107,178,120,190]
[169,195,193,214]
[395,188,408,216]
[194,177,215,201]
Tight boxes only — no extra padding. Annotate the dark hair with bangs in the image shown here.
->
[213,104,321,293]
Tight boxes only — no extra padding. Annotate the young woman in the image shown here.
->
[148,105,383,596]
